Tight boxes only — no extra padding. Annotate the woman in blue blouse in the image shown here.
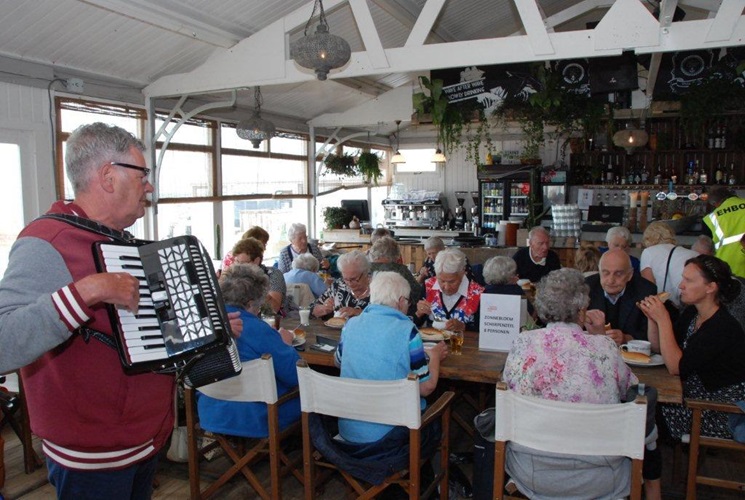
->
[197,263,300,437]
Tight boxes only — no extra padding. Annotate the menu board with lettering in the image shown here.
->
[478,294,527,352]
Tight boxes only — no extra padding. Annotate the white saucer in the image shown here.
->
[624,353,664,367]
[292,337,306,347]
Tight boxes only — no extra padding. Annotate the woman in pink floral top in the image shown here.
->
[501,268,643,499]
[414,248,484,332]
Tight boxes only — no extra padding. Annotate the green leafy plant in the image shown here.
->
[413,76,467,155]
[356,151,382,184]
[323,153,357,177]
[680,75,745,142]
[322,207,353,229]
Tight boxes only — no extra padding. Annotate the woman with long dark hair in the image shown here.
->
[640,254,745,440]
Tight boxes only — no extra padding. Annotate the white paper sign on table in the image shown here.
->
[478,294,527,352]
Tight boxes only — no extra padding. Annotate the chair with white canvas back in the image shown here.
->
[493,382,647,500]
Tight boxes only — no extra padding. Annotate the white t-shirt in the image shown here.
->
[640,243,699,307]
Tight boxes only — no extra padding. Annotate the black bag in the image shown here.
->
[661,247,681,324]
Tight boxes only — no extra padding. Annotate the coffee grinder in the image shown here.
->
[454,191,468,230]
[469,191,480,236]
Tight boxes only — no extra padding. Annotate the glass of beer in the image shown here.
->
[450,330,464,355]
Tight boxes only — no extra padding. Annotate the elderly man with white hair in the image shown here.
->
[511,226,561,283]
[277,222,329,273]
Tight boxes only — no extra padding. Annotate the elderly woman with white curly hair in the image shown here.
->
[277,222,329,273]
[414,248,484,332]
[501,268,643,499]
[601,226,640,273]
[312,250,371,320]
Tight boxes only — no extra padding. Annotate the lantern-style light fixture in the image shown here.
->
[390,120,406,164]
[613,122,648,154]
[236,87,276,148]
[431,147,446,164]
[290,0,351,81]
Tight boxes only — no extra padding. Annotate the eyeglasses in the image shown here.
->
[111,162,151,183]
[343,272,367,285]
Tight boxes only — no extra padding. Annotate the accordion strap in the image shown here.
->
[78,326,118,351]
[36,213,144,244]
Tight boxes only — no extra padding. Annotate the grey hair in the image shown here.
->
[483,256,517,285]
[292,253,320,272]
[219,263,269,309]
[370,271,410,309]
[642,221,676,247]
[534,268,589,323]
[691,235,714,255]
[337,250,370,275]
[434,248,466,275]
[370,227,392,245]
[424,236,446,252]
[287,223,307,242]
[65,123,145,195]
[369,236,400,263]
[528,226,549,241]
[605,226,632,245]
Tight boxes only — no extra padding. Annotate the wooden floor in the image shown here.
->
[2,425,745,499]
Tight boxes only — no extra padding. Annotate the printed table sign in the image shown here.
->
[478,294,527,352]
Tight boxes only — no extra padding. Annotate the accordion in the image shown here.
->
[94,235,240,386]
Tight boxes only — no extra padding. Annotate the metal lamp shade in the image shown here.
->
[236,113,276,148]
[291,24,351,81]
[431,148,447,163]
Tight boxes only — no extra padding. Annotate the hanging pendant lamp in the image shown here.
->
[431,147,446,164]
[613,122,648,154]
[236,87,276,148]
[390,120,406,164]
[290,0,351,81]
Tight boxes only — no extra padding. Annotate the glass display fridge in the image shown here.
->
[477,165,536,232]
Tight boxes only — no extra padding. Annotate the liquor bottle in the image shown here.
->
[714,125,722,149]
[715,163,724,184]
[728,162,737,185]
[605,160,614,184]
[641,163,649,184]
[693,160,701,184]
[699,165,708,185]
[720,125,727,149]
[707,125,716,149]
[653,163,662,185]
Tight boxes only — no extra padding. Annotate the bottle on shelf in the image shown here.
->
[653,162,662,185]
[715,163,724,184]
[641,163,649,184]
[707,125,716,149]
[605,159,614,185]
[714,124,722,149]
[728,162,737,185]
[699,163,708,185]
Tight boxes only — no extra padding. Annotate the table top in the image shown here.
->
[286,318,682,404]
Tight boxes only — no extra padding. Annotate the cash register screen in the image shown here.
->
[341,199,370,222]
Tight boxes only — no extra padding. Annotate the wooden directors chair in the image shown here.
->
[493,382,647,500]
[296,360,455,500]
[185,354,302,499]
[685,399,745,499]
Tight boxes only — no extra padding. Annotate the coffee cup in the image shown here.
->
[620,340,651,357]
[432,320,447,330]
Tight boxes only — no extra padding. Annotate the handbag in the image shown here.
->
[661,247,681,324]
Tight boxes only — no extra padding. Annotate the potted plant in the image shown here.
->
[322,207,353,230]
[356,151,383,184]
[323,153,357,177]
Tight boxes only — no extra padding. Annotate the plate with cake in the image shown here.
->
[621,351,664,367]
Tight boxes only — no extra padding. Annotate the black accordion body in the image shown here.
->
[94,235,241,386]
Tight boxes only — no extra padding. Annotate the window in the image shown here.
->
[0,142,24,277]
[394,148,438,173]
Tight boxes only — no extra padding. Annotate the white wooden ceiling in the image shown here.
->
[0,0,741,131]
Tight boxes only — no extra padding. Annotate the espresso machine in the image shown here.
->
[470,191,480,236]
[454,191,468,230]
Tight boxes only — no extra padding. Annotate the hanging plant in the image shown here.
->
[413,76,467,155]
[323,153,357,177]
[463,111,493,168]
[356,151,382,184]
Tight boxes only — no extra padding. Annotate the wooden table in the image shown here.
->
[287,319,682,404]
